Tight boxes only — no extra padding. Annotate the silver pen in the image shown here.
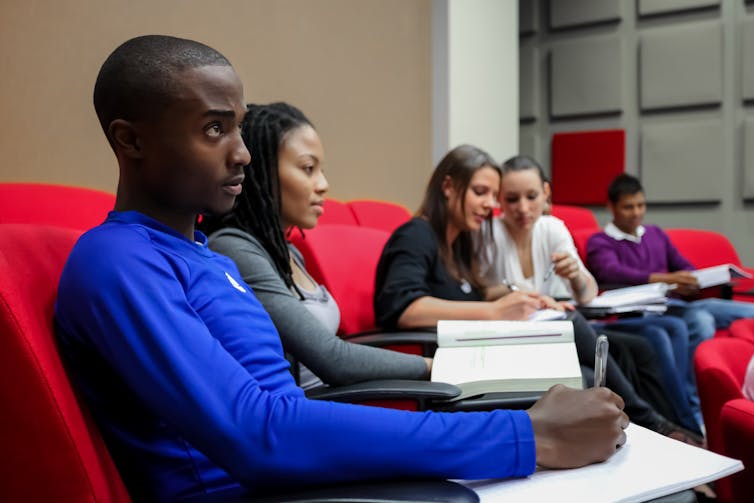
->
[594,334,609,388]
[542,262,556,284]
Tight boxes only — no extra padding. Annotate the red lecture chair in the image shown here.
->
[347,199,412,234]
[318,198,358,226]
[694,337,754,502]
[0,182,115,231]
[549,204,599,234]
[0,223,131,502]
[665,228,754,300]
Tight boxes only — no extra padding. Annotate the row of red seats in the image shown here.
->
[3,183,754,502]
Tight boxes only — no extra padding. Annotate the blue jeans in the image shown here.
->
[595,315,701,432]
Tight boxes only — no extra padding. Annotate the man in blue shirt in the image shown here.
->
[55,35,628,502]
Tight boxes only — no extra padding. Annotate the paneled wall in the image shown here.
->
[519,0,754,263]
[0,0,433,212]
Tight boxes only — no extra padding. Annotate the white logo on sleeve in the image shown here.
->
[225,272,247,293]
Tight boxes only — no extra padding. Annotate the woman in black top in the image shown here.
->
[374,145,699,441]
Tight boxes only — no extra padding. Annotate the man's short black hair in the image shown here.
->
[607,173,644,203]
[93,35,230,140]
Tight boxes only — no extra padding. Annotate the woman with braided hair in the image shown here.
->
[199,102,430,389]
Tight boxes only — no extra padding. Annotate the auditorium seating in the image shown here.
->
[0,182,115,231]
[0,221,476,502]
[666,228,754,301]
[347,199,412,233]
[694,337,754,502]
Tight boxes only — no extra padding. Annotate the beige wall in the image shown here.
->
[0,0,432,211]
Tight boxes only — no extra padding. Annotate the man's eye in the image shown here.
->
[303,165,314,174]
[206,124,223,137]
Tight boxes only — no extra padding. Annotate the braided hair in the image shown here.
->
[200,102,313,291]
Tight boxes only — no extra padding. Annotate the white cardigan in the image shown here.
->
[485,215,594,300]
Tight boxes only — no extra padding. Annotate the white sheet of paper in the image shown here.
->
[458,423,743,503]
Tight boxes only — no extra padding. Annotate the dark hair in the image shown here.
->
[501,155,547,184]
[93,35,230,143]
[199,102,313,291]
[607,173,644,203]
[418,145,500,290]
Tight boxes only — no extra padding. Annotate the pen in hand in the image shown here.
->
[594,334,609,388]
[542,262,556,284]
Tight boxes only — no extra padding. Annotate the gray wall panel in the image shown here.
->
[638,0,720,16]
[520,0,538,36]
[519,128,541,165]
[641,120,723,202]
[549,0,621,29]
[520,44,539,121]
[550,36,623,117]
[640,22,722,110]
[742,20,754,101]
[744,119,754,199]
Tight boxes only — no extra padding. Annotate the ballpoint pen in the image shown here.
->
[594,334,609,388]
[542,262,556,284]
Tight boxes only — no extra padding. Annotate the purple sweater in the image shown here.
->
[586,225,693,286]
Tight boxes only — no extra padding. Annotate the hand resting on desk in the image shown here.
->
[527,384,628,469]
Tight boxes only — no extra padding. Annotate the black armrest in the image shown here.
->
[305,379,460,403]
[431,391,542,412]
[346,329,437,347]
[345,328,438,356]
[185,479,479,503]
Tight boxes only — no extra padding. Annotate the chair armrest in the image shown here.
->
[186,479,480,503]
[305,379,460,403]
[431,391,542,412]
[345,329,438,349]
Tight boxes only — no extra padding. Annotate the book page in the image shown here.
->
[431,343,582,390]
[460,423,743,503]
[436,320,574,348]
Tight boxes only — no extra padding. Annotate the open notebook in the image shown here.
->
[460,422,743,503]
[431,320,582,400]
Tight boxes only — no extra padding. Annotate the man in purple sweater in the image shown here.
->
[587,174,754,387]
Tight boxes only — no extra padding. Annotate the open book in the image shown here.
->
[579,283,671,317]
[430,320,582,400]
[460,422,743,503]
[692,263,753,289]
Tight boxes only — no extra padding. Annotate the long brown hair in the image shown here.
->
[417,144,500,290]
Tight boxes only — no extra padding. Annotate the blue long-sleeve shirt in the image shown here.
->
[54,211,535,502]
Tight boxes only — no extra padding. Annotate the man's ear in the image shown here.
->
[108,119,143,160]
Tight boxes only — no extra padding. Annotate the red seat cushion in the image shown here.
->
[0,183,115,231]
[0,224,131,502]
[551,129,625,205]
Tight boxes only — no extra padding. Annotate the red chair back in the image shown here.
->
[347,200,412,234]
[0,224,131,503]
[0,183,115,231]
[289,224,390,336]
[665,228,742,268]
[550,204,599,234]
[694,337,754,503]
[720,399,754,503]
[571,228,598,264]
[318,199,358,226]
